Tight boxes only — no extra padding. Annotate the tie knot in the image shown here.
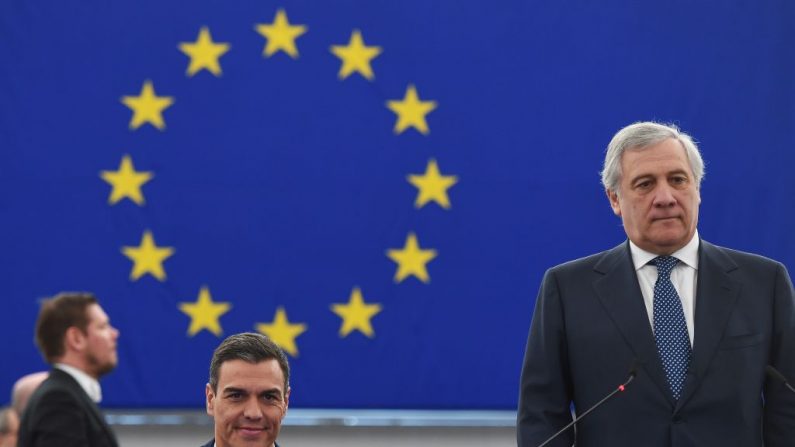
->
[652,256,679,277]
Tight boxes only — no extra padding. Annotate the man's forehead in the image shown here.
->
[624,138,686,158]
[217,358,285,390]
[88,304,109,323]
[623,141,691,168]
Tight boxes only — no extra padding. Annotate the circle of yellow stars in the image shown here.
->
[99,8,459,357]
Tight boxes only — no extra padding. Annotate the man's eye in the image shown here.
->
[227,393,242,400]
[671,176,687,184]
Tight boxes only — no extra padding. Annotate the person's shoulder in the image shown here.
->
[547,243,626,276]
[35,369,81,395]
[702,240,786,270]
[25,370,84,412]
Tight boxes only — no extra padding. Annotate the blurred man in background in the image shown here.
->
[11,372,48,416]
[203,332,290,447]
[18,292,120,447]
[0,407,19,447]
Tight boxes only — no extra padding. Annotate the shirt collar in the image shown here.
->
[629,230,700,271]
[55,363,103,403]
[215,440,278,447]
[215,442,277,447]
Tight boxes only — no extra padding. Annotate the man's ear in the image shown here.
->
[282,386,291,416]
[64,326,86,353]
[205,383,215,416]
[606,189,621,216]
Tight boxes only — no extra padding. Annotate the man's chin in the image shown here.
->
[646,234,690,253]
[231,429,275,446]
[95,361,117,378]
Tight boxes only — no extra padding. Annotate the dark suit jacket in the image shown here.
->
[18,368,118,447]
[517,240,795,447]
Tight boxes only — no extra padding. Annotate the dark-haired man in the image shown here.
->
[18,292,120,447]
[203,332,290,447]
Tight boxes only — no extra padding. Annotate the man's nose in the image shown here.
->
[243,398,264,420]
[652,183,676,207]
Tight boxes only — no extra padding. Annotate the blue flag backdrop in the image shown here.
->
[1,0,794,410]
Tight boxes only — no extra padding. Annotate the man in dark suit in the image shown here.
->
[517,122,795,446]
[202,332,289,447]
[18,292,120,447]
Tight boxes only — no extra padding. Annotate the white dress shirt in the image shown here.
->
[629,231,699,345]
[55,363,103,403]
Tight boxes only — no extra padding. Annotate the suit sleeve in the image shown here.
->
[25,389,91,447]
[763,262,795,446]
[517,269,574,447]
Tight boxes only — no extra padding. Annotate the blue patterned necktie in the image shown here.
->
[652,256,692,400]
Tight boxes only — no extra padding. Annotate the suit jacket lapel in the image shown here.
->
[592,242,675,406]
[79,391,119,446]
[675,240,741,409]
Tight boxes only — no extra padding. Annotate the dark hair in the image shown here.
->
[35,292,97,363]
[209,332,290,392]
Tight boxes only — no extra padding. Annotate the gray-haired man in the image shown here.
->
[517,122,795,446]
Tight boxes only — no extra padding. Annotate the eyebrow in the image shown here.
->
[222,386,283,398]
[630,169,689,184]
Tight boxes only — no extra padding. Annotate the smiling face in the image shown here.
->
[206,359,289,447]
[607,137,701,255]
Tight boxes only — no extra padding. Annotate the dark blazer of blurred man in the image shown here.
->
[202,332,289,447]
[517,122,795,447]
[18,292,120,447]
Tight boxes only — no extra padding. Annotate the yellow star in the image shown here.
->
[255,9,307,59]
[178,26,230,77]
[386,232,438,284]
[386,84,437,135]
[330,29,382,80]
[179,286,232,337]
[408,158,458,209]
[255,307,307,357]
[121,230,174,281]
[99,155,153,206]
[330,287,382,338]
[121,80,174,130]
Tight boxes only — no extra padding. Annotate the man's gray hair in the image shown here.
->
[601,122,705,194]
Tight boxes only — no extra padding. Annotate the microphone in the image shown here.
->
[765,365,795,393]
[536,361,637,447]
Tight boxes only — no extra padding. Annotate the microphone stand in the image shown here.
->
[765,365,795,393]
[537,370,636,447]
